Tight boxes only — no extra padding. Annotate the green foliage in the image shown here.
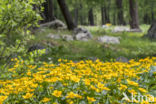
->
[0,0,45,67]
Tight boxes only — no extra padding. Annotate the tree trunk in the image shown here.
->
[42,0,55,22]
[74,8,79,26]
[151,2,154,22]
[107,0,111,23]
[116,0,125,25]
[43,0,49,22]
[129,0,140,30]
[113,12,117,25]
[48,0,55,21]
[88,8,94,26]
[101,6,110,24]
[101,7,105,25]
[144,14,151,24]
[104,6,110,23]
[57,0,76,30]
[146,21,156,39]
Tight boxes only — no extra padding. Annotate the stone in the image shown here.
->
[129,29,142,32]
[73,27,92,41]
[116,56,129,63]
[40,19,66,29]
[75,33,90,41]
[47,34,61,40]
[102,25,109,28]
[97,36,120,44]
[112,26,129,32]
[62,35,74,41]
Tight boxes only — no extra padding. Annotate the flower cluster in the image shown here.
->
[0,57,156,104]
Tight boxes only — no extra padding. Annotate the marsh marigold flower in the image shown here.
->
[0,96,8,103]
[22,93,34,99]
[52,90,62,97]
[138,88,147,93]
[41,97,51,103]
[127,79,139,87]
[119,84,128,91]
[87,96,96,102]
[66,92,80,99]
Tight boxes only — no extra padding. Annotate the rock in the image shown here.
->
[62,35,74,41]
[102,25,110,29]
[28,44,48,54]
[40,19,66,29]
[47,34,74,41]
[129,29,142,32]
[75,33,91,41]
[97,36,120,44]
[116,56,129,63]
[47,34,61,40]
[73,27,92,41]
[112,26,129,32]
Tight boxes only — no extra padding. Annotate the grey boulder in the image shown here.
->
[112,26,129,33]
[47,34,61,40]
[73,27,92,41]
[62,35,74,41]
[98,36,120,44]
[40,19,66,29]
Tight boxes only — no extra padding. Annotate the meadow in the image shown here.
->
[0,56,156,104]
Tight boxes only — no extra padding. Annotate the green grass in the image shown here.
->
[32,25,156,62]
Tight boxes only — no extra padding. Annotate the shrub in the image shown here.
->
[0,0,45,67]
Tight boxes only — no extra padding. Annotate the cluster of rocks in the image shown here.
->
[38,20,130,44]
[46,27,93,42]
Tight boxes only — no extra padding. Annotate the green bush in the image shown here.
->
[0,0,45,67]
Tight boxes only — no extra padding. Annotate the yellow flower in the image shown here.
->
[97,83,104,89]
[97,83,110,91]
[105,23,112,26]
[52,90,62,97]
[22,93,33,99]
[128,89,137,95]
[41,97,51,103]
[102,87,110,91]
[69,101,74,104]
[27,71,31,76]
[119,84,127,91]
[66,92,77,99]
[87,96,96,102]
[140,100,150,104]
[127,79,139,87]
[70,76,80,83]
[84,79,90,86]
[138,88,147,93]
[0,96,8,103]
[75,94,83,99]
[90,85,96,90]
